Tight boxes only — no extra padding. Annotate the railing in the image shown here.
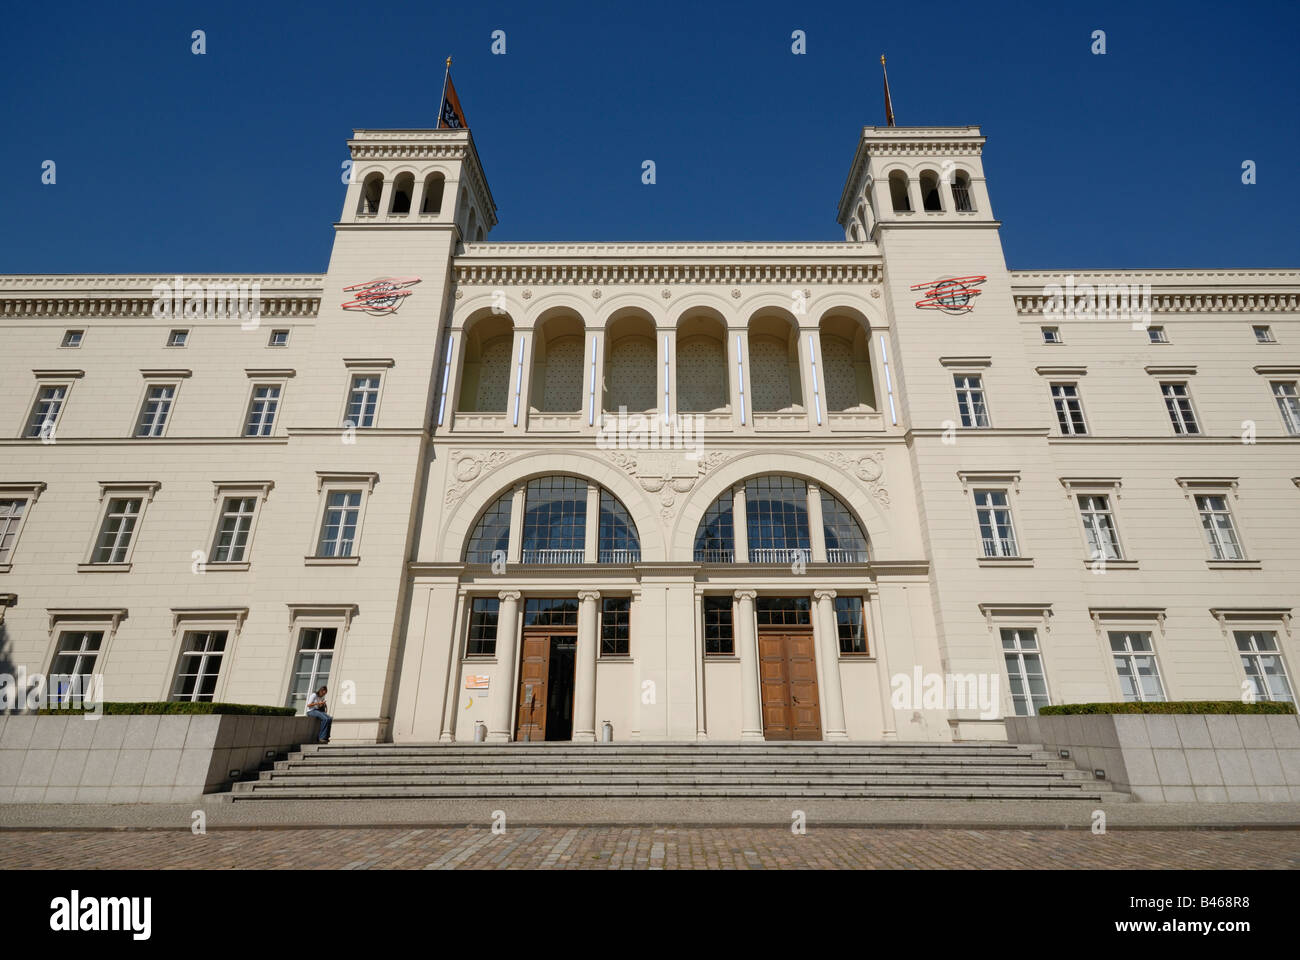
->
[826,548,869,563]
[952,185,973,212]
[693,549,735,563]
[749,547,811,564]
[520,548,585,564]
[598,549,641,564]
[981,538,1019,558]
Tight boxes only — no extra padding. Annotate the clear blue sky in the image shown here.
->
[3,0,1297,273]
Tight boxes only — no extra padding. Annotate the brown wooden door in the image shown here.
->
[515,632,551,742]
[758,630,822,741]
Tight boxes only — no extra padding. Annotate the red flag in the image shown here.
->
[438,60,468,129]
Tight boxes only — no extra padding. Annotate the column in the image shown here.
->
[735,590,764,742]
[693,589,707,741]
[806,481,827,563]
[507,483,525,563]
[486,590,521,741]
[869,592,896,739]
[656,327,674,427]
[814,589,849,740]
[583,482,600,563]
[508,328,532,432]
[584,327,604,435]
[573,589,600,741]
[732,482,749,564]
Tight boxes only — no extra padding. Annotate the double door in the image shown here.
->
[514,631,576,741]
[758,629,822,740]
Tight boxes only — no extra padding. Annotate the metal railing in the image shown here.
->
[749,547,811,564]
[693,549,735,563]
[520,548,585,564]
[981,538,1019,558]
[598,548,641,564]
[952,185,973,211]
[826,547,870,563]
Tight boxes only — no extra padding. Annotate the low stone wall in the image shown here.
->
[0,714,320,803]
[1005,713,1300,802]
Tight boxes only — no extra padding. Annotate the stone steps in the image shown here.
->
[228,741,1128,802]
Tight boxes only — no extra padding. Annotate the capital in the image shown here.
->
[497,590,521,602]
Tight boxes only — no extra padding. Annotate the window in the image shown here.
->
[167,329,189,347]
[974,489,1019,557]
[268,329,289,347]
[316,490,362,558]
[287,627,337,713]
[1253,325,1276,344]
[1001,628,1050,716]
[834,596,868,654]
[888,171,911,213]
[1235,631,1294,703]
[91,497,142,564]
[521,476,586,563]
[951,171,974,212]
[465,492,512,563]
[25,384,69,439]
[49,631,103,707]
[0,498,28,564]
[919,170,943,211]
[1161,382,1200,435]
[135,383,177,437]
[1271,381,1300,435]
[211,496,257,563]
[1078,494,1122,561]
[1147,326,1168,343]
[600,597,631,656]
[1195,494,1243,560]
[598,490,641,563]
[702,597,734,656]
[1109,631,1166,702]
[746,476,811,563]
[345,375,381,428]
[1041,326,1061,344]
[466,598,499,656]
[954,374,990,428]
[755,596,812,626]
[244,384,281,436]
[693,490,734,563]
[62,330,83,348]
[171,630,227,702]
[1050,383,1088,435]
[524,597,578,627]
[821,492,869,562]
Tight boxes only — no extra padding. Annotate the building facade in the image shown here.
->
[1,123,1297,744]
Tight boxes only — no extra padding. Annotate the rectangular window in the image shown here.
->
[523,597,579,627]
[954,374,990,427]
[1195,494,1243,560]
[1078,494,1122,561]
[49,631,103,706]
[1109,631,1166,702]
[703,596,734,656]
[268,329,289,347]
[316,490,362,558]
[167,329,189,347]
[1147,326,1168,343]
[1235,631,1294,703]
[1050,383,1088,435]
[834,596,868,655]
[1161,382,1200,435]
[92,497,142,564]
[755,596,812,626]
[974,489,1019,557]
[345,375,381,428]
[211,496,257,563]
[287,627,337,713]
[1041,326,1061,344]
[135,384,176,437]
[1001,628,1050,716]
[1271,381,1300,435]
[466,598,500,656]
[600,597,631,656]
[26,384,68,438]
[62,330,84,348]
[0,499,27,563]
[1253,325,1276,343]
[171,630,227,702]
[244,384,281,436]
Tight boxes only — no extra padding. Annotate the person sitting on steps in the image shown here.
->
[306,685,332,744]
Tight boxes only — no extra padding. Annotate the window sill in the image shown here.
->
[304,556,361,566]
[598,655,635,663]
[838,655,875,662]
[704,655,741,662]
[462,657,498,664]
[977,557,1034,567]
[1207,559,1262,570]
[77,563,131,573]
[0,563,10,574]
[1084,559,1139,570]
[203,561,251,572]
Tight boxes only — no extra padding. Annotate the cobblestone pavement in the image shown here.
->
[4,826,1298,869]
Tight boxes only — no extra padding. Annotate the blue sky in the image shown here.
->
[3,0,1297,273]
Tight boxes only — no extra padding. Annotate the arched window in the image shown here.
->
[952,170,974,212]
[693,476,870,564]
[420,173,445,214]
[466,208,478,240]
[919,170,943,211]
[888,171,911,213]
[357,173,383,216]
[390,173,414,214]
[465,476,641,564]
[475,226,485,242]
[676,312,729,413]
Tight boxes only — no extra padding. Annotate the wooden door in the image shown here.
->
[515,632,551,742]
[758,630,822,741]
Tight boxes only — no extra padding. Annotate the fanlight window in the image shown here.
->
[464,476,641,564]
[693,476,869,564]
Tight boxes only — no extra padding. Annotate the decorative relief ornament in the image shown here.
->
[605,449,730,519]
[825,450,890,507]
[592,289,602,299]
[661,288,672,299]
[454,289,464,299]
[731,288,741,299]
[445,449,512,504]
[870,287,881,299]
[522,289,532,299]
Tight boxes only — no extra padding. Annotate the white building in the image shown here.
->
[2,121,1297,744]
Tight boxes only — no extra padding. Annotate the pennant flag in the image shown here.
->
[438,57,468,129]
[881,55,896,127]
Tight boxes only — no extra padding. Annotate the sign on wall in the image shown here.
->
[341,277,422,314]
[910,275,986,314]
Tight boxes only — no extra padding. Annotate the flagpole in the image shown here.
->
[437,56,451,129]
[881,54,896,127]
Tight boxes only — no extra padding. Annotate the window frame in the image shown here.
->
[465,596,501,658]
[22,372,82,440]
[953,373,991,428]
[0,482,45,571]
[307,472,377,564]
[61,329,84,348]
[285,624,341,714]
[1253,325,1276,344]
[1107,629,1168,703]
[1049,381,1089,436]
[339,359,394,430]
[999,626,1052,717]
[267,329,290,348]
[41,608,128,708]
[702,595,736,657]
[1040,326,1062,345]
[166,328,190,348]
[1233,629,1295,704]
[132,370,190,439]
[278,605,356,712]
[833,595,870,656]
[202,481,273,569]
[1159,380,1201,436]
[599,596,632,658]
[241,369,294,437]
[1076,492,1125,563]
[79,482,161,571]
[1269,380,1300,435]
[971,487,1022,559]
[1146,325,1169,344]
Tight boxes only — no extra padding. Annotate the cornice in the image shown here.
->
[1011,269,1300,314]
[348,128,497,227]
[0,274,323,320]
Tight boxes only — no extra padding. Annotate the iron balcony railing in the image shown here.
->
[598,548,641,564]
[749,547,812,564]
[981,537,1020,558]
[693,548,735,563]
[520,548,585,564]
[952,185,973,211]
[826,547,870,563]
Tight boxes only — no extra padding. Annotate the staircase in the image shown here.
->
[228,742,1129,802]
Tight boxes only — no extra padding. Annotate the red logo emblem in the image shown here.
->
[911,275,986,314]
[341,277,421,314]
